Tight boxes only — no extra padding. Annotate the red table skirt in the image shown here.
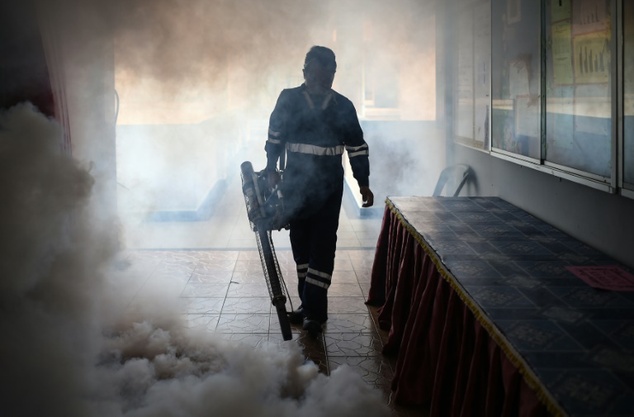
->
[368,203,560,417]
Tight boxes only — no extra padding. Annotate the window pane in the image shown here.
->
[491,0,541,159]
[454,0,490,150]
[545,0,612,178]
[624,2,634,187]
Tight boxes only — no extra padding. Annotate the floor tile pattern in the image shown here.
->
[115,248,428,417]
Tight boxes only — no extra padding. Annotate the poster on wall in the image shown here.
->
[571,0,609,36]
[551,0,571,23]
[573,31,610,84]
[570,0,610,84]
[549,0,610,86]
[551,21,574,85]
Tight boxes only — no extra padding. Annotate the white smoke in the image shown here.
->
[0,104,390,417]
[107,0,440,230]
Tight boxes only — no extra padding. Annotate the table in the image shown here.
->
[367,196,634,417]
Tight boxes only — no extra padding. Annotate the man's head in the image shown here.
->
[303,46,336,94]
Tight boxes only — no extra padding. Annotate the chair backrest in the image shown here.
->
[433,164,472,197]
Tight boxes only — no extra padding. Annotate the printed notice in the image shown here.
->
[566,265,634,291]
[573,31,610,84]
[551,0,571,23]
[552,21,574,85]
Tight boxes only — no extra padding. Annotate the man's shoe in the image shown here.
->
[287,308,304,325]
[302,318,323,337]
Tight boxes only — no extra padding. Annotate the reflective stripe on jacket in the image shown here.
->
[265,84,370,188]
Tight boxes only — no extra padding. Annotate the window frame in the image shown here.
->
[453,0,632,197]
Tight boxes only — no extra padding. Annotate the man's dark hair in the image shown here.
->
[304,46,337,71]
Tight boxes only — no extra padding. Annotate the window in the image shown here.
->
[624,2,634,190]
[458,0,629,193]
[491,0,541,159]
[545,0,612,179]
[454,0,491,150]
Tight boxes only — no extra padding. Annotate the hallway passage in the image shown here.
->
[116,174,428,417]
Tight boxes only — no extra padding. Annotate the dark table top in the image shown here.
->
[387,196,634,417]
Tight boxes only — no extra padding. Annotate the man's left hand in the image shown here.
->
[360,186,374,208]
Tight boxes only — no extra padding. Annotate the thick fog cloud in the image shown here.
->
[0,104,390,417]
[106,0,439,227]
[0,0,443,413]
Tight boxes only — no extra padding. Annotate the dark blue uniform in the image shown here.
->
[265,84,370,323]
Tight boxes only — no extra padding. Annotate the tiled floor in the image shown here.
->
[117,172,429,417]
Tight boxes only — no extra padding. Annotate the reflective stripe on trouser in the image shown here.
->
[289,186,342,323]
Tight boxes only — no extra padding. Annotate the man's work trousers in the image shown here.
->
[289,186,343,324]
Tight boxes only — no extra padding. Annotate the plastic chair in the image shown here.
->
[432,164,472,197]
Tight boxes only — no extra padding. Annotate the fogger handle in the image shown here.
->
[241,161,264,223]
